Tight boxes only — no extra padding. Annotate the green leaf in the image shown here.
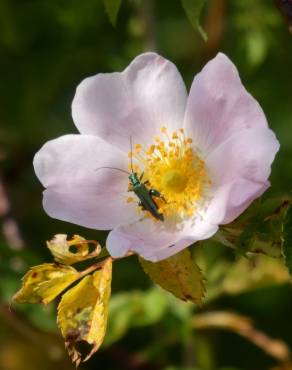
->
[57,258,112,366]
[220,198,291,258]
[181,0,208,41]
[13,263,79,305]
[104,293,133,346]
[105,287,168,346]
[140,249,206,305]
[47,234,101,265]
[102,0,122,26]
[132,287,168,327]
[282,205,292,276]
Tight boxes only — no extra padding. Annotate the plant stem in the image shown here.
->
[78,259,110,278]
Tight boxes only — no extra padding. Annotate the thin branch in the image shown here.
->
[201,0,226,61]
[140,0,157,51]
[193,311,291,362]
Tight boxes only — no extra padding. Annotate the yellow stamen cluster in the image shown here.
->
[129,127,210,220]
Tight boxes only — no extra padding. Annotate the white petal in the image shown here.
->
[33,134,139,229]
[107,219,180,260]
[33,134,129,188]
[143,222,218,262]
[107,217,218,262]
[184,53,268,155]
[205,180,270,225]
[72,53,187,152]
[206,127,279,185]
[43,188,138,230]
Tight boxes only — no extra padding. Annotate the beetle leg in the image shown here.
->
[149,189,160,197]
[149,189,166,202]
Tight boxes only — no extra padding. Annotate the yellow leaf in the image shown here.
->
[140,249,205,305]
[57,258,112,366]
[13,263,79,304]
[47,234,101,265]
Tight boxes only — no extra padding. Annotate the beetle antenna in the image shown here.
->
[130,136,134,172]
[95,166,130,175]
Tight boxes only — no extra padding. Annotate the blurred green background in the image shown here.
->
[1,0,292,369]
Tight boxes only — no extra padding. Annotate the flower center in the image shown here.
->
[163,170,187,193]
[129,127,211,220]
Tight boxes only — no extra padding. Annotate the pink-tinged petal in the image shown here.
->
[72,53,187,152]
[34,134,128,189]
[107,219,181,260]
[206,127,279,185]
[204,127,279,224]
[222,180,270,224]
[205,180,270,225]
[142,222,218,262]
[107,218,218,262]
[33,134,139,229]
[184,53,268,155]
[43,188,138,230]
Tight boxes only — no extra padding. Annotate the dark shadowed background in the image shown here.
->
[1,1,292,369]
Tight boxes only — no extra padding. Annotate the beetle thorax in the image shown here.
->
[129,172,140,187]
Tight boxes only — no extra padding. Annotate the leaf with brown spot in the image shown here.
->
[57,258,112,366]
[139,249,206,305]
[47,234,101,265]
[13,263,79,304]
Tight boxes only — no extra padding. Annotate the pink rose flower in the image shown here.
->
[34,52,279,262]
